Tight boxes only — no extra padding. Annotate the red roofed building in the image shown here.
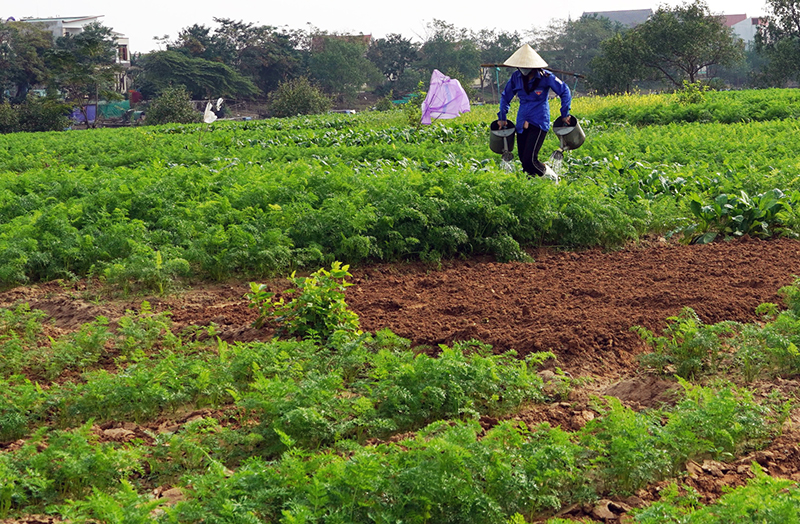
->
[721,13,762,44]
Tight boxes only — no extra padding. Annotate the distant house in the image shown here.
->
[581,9,654,27]
[722,14,762,44]
[21,15,130,92]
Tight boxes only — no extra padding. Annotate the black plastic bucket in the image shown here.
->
[489,120,516,155]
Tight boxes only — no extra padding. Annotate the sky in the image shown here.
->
[8,0,767,54]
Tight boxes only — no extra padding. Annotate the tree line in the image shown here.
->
[0,0,798,129]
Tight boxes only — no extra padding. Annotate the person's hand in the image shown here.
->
[564,115,575,125]
[497,120,507,128]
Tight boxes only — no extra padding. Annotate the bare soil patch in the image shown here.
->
[3,237,800,521]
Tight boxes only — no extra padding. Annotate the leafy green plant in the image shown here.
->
[675,80,711,105]
[144,86,201,125]
[41,317,112,380]
[102,248,191,295]
[580,396,672,494]
[681,189,791,244]
[268,77,331,118]
[779,278,800,316]
[116,301,177,361]
[634,307,734,379]
[0,304,49,377]
[0,452,51,518]
[57,479,163,524]
[0,377,48,441]
[660,379,786,467]
[247,261,360,341]
[634,464,800,523]
[8,423,144,506]
[368,341,544,428]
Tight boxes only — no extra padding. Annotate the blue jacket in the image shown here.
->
[498,69,571,133]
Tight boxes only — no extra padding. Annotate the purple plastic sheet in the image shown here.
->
[420,69,470,125]
[71,105,96,123]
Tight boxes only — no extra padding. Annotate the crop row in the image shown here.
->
[5,277,800,521]
[0,96,798,288]
[580,87,800,126]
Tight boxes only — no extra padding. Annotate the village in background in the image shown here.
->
[0,2,796,130]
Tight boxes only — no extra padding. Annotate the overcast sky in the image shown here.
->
[9,0,767,53]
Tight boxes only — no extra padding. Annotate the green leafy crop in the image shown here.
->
[247,261,360,342]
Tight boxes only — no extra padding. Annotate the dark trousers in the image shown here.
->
[516,125,548,176]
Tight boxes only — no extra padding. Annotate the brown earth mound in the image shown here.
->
[6,237,798,378]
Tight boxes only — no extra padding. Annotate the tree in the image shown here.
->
[534,15,626,77]
[367,33,419,94]
[169,19,305,96]
[0,21,53,103]
[474,29,522,98]
[417,20,481,82]
[268,77,330,117]
[231,24,305,95]
[634,0,744,86]
[755,0,800,85]
[136,50,259,100]
[170,24,230,63]
[710,43,766,88]
[144,86,200,125]
[308,36,382,103]
[589,32,649,94]
[48,22,123,127]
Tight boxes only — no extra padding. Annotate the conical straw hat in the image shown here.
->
[503,44,548,68]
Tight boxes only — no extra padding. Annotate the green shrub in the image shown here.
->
[675,80,711,105]
[680,189,792,244]
[268,77,331,118]
[17,97,71,132]
[0,97,70,134]
[57,479,162,524]
[374,91,395,111]
[0,101,20,133]
[634,307,734,379]
[144,86,201,125]
[247,261,360,341]
[634,464,800,523]
[6,423,144,508]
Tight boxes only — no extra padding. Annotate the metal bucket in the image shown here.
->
[489,120,515,155]
[552,116,585,151]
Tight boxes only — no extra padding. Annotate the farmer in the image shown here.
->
[496,44,574,177]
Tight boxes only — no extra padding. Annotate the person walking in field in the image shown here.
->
[496,44,574,177]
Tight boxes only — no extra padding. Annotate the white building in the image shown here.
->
[722,14,762,45]
[21,15,130,91]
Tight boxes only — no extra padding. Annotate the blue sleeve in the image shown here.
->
[550,75,572,118]
[498,75,516,121]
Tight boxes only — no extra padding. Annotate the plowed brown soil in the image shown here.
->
[4,236,800,523]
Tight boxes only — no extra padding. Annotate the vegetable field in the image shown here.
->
[2,88,800,523]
